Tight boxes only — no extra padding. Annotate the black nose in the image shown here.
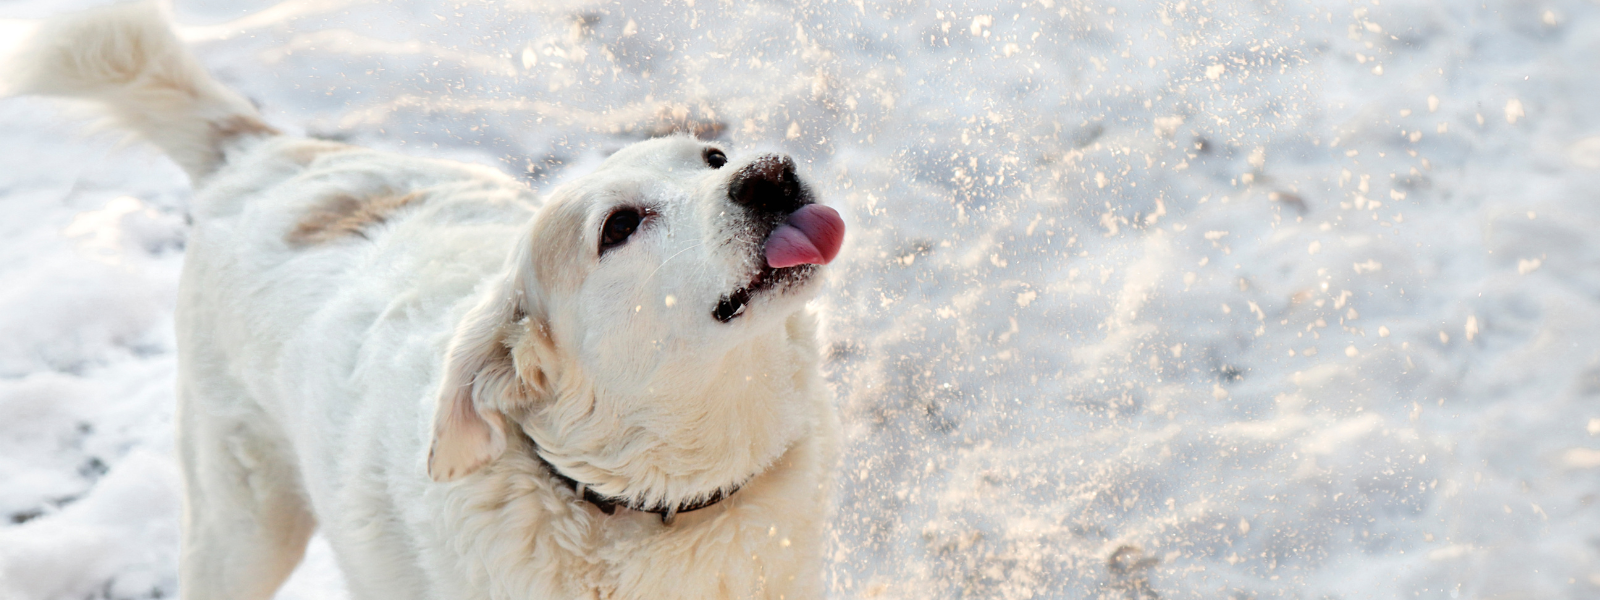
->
[728,154,807,217]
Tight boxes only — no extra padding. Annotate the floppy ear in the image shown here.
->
[427,271,536,482]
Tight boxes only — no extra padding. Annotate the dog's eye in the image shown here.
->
[703,148,727,169]
[600,208,642,253]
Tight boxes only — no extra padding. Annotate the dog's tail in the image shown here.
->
[2,1,278,181]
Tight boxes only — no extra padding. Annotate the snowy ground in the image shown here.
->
[2,0,1599,598]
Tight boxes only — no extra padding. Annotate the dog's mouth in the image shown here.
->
[712,264,818,323]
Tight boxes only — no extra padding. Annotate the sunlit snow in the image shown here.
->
[2,0,1598,598]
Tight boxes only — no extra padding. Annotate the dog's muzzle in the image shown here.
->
[712,154,845,323]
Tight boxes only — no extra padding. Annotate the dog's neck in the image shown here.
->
[526,432,750,525]
[516,311,822,514]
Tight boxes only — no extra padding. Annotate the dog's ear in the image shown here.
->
[427,268,539,482]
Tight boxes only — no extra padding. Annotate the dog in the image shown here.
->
[5,3,845,598]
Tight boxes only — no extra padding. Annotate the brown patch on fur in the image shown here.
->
[197,115,283,175]
[287,190,425,246]
[211,115,281,142]
[280,140,354,166]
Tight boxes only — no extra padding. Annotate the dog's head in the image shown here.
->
[425,137,843,507]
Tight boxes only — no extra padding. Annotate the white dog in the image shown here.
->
[6,4,845,599]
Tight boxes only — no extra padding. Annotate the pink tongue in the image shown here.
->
[764,204,846,268]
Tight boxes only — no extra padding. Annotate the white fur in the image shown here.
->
[2,2,270,180]
[9,5,838,599]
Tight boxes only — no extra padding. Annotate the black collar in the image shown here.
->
[531,447,738,526]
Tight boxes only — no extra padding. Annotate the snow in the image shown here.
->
[2,0,1598,598]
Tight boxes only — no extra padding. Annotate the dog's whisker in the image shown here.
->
[646,240,709,282]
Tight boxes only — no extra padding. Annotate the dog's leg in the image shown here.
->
[176,383,315,600]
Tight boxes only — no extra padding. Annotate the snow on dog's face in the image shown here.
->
[427,136,843,508]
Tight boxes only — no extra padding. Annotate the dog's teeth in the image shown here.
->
[712,288,754,323]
